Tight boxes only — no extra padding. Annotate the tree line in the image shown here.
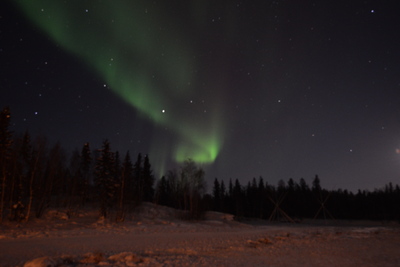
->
[0,106,209,222]
[0,106,157,222]
[1,106,399,223]
[209,176,400,222]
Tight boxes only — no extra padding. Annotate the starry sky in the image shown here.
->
[2,0,400,192]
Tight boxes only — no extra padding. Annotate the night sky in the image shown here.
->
[2,1,400,192]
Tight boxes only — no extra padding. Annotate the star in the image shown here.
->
[4,0,399,194]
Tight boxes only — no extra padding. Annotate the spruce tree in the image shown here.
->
[227,178,234,214]
[35,142,65,218]
[220,179,226,212]
[142,154,154,202]
[120,151,133,209]
[25,136,47,222]
[0,107,13,222]
[312,175,321,192]
[80,142,92,205]
[155,176,170,206]
[257,177,266,218]
[116,151,132,221]
[94,140,115,218]
[114,151,121,205]
[11,131,32,221]
[228,179,233,197]
[68,149,81,209]
[133,153,142,205]
[212,178,221,211]
[233,179,243,217]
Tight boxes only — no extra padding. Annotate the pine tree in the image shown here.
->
[233,179,243,217]
[142,154,154,202]
[18,132,32,217]
[25,136,47,222]
[132,153,142,205]
[116,151,131,222]
[248,178,258,217]
[299,178,309,191]
[155,176,170,206]
[68,149,81,209]
[212,178,221,211]
[312,175,321,192]
[6,133,22,221]
[120,151,133,208]
[220,179,226,212]
[94,140,115,218]
[80,142,92,205]
[114,151,121,205]
[228,179,233,197]
[35,142,65,218]
[226,178,234,214]
[0,107,13,222]
[257,176,266,218]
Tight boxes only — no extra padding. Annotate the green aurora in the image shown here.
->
[15,1,231,173]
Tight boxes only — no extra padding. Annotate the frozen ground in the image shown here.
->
[0,203,399,266]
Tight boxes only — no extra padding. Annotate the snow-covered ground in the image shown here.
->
[0,203,399,266]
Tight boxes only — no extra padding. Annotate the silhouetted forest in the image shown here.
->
[1,107,399,223]
[205,176,400,222]
[0,107,156,222]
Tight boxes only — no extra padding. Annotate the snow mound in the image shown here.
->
[205,211,234,221]
[133,202,178,223]
[108,252,150,265]
[45,210,70,220]
[23,256,65,267]
[23,252,156,267]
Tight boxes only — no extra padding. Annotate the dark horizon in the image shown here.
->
[2,116,399,197]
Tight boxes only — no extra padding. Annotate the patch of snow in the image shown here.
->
[23,256,63,267]
[0,203,399,266]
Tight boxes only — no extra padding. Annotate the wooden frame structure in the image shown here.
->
[313,191,334,220]
[267,191,295,223]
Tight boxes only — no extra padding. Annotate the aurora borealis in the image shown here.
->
[14,0,226,172]
[2,0,400,191]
